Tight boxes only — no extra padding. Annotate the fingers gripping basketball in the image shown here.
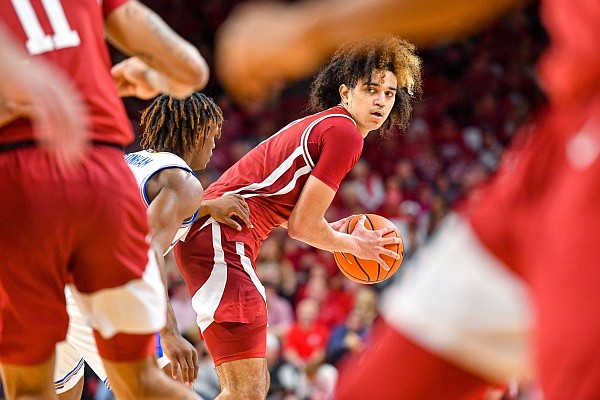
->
[334,214,404,284]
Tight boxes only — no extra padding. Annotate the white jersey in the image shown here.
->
[125,150,199,253]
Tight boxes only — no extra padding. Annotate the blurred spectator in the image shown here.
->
[346,159,386,213]
[283,299,330,375]
[264,281,295,339]
[326,308,370,365]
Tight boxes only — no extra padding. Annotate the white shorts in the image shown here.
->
[54,287,170,394]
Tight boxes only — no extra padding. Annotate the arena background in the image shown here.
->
[0,1,548,399]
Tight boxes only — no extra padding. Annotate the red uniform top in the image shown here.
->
[200,105,364,256]
[0,0,132,146]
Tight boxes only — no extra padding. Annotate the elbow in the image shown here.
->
[187,52,210,91]
[287,217,303,240]
[169,50,210,98]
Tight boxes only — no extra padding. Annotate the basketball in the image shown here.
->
[333,214,404,284]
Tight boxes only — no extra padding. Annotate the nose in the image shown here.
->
[374,92,385,106]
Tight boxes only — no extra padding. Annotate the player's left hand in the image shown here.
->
[204,194,253,230]
[160,329,199,387]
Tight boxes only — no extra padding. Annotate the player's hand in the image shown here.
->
[215,1,326,107]
[204,195,253,231]
[160,329,199,387]
[0,93,29,127]
[0,60,89,169]
[111,57,161,99]
[349,215,402,270]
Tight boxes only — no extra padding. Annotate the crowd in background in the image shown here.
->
[0,2,549,400]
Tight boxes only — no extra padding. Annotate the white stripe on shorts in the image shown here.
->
[191,221,228,332]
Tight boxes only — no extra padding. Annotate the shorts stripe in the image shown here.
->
[191,221,228,332]
[54,357,84,389]
[235,242,266,303]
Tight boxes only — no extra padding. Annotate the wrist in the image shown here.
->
[143,68,169,95]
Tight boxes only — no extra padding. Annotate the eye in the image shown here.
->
[385,91,396,97]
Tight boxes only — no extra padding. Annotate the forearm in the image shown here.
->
[297,0,522,53]
[106,1,208,97]
[161,301,181,335]
[288,217,358,254]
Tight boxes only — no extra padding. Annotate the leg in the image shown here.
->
[215,358,268,400]
[0,356,57,400]
[103,355,199,400]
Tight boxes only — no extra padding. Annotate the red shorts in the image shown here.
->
[174,218,268,365]
[0,145,155,365]
[202,317,268,366]
[468,98,600,399]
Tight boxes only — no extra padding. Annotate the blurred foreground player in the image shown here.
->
[217,0,600,399]
[52,92,248,399]
[0,0,208,399]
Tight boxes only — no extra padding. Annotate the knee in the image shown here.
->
[224,381,267,400]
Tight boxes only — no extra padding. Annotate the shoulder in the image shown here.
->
[314,116,363,150]
[148,167,203,204]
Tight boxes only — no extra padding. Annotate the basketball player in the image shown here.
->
[53,92,253,399]
[0,23,86,167]
[217,0,600,398]
[174,36,420,399]
[0,0,209,399]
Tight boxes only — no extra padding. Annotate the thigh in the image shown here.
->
[175,221,267,332]
[202,316,268,366]
[0,355,56,399]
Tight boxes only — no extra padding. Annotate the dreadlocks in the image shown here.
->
[140,92,223,157]
[308,36,422,136]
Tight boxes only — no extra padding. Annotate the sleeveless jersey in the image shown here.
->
[125,150,199,253]
[196,106,364,255]
[0,0,133,146]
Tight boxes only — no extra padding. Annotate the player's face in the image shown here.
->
[341,70,398,136]
[190,126,219,171]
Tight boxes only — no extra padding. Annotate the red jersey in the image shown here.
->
[200,105,364,255]
[0,0,132,146]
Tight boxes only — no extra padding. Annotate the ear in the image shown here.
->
[339,84,350,105]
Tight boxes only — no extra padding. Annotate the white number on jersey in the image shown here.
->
[10,0,81,55]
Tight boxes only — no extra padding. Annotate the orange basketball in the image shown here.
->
[333,214,404,284]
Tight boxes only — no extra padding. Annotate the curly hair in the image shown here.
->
[308,36,422,135]
[140,92,223,157]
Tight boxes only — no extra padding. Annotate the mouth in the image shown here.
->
[371,110,385,120]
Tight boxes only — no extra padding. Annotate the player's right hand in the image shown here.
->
[205,194,253,231]
[160,329,199,387]
[349,215,402,270]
